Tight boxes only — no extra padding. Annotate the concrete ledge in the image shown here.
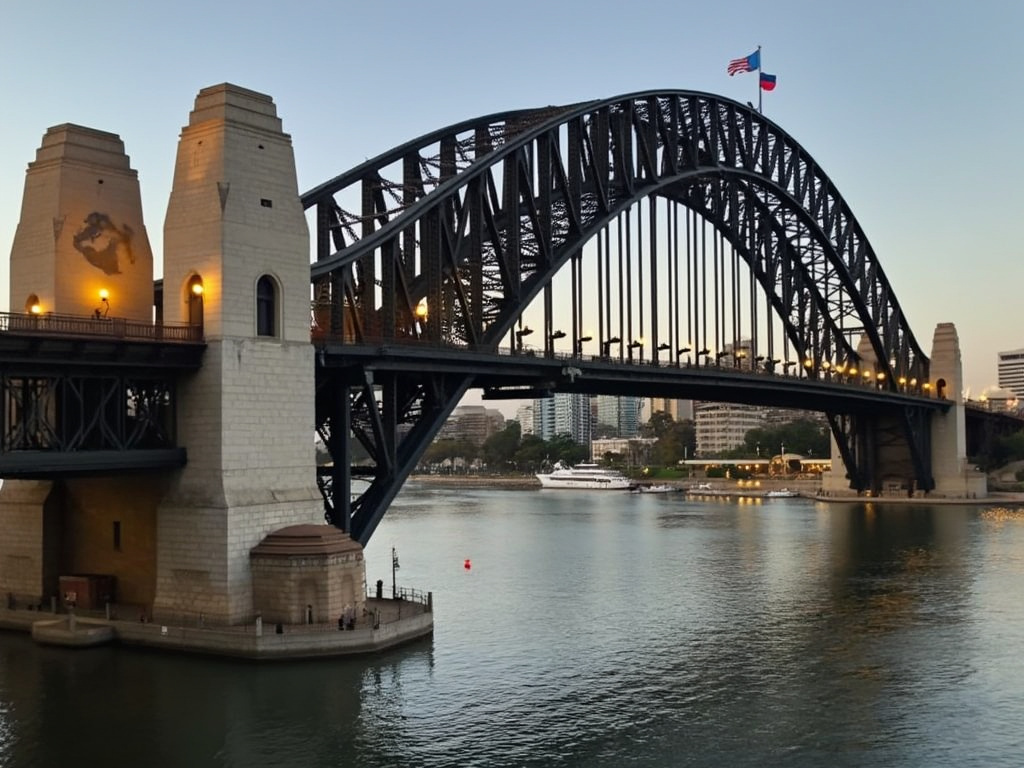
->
[115,611,433,660]
[1,601,433,660]
[31,617,115,648]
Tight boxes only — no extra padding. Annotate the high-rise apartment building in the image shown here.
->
[998,349,1024,398]
[438,405,505,445]
[694,402,767,456]
[533,393,592,445]
[595,395,643,437]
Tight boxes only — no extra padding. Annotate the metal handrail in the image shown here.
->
[0,311,202,343]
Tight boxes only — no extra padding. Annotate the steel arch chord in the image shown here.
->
[304,91,939,541]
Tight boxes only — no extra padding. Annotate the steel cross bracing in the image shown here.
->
[0,326,204,477]
[303,91,936,544]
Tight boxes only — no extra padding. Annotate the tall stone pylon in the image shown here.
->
[1,126,156,605]
[929,323,985,497]
[8,125,154,319]
[155,84,321,623]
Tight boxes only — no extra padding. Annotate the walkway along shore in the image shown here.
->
[411,473,1024,505]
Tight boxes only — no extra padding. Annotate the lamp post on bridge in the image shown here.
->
[629,338,644,363]
[515,326,533,353]
[601,336,621,358]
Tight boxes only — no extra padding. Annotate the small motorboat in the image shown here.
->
[631,484,675,494]
[765,488,799,498]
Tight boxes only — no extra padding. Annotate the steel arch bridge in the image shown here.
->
[303,90,943,545]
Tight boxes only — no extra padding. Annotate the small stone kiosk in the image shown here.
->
[250,525,365,626]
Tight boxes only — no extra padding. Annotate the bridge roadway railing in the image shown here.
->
[0,311,202,343]
[314,335,942,404]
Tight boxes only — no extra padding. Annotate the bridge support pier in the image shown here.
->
[0,481,59,607]
[822,323,986,499]
[151,84,330,625]
[929,323,986,498]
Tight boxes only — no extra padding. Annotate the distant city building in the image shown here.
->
[643,397,694,423]
[516,403,535,436]
[592,437,657,468]
[438,405,504,446]
[694,402,767,456]
[534,393,592,446]
[595,395,643,437]
[998,349,1024,398]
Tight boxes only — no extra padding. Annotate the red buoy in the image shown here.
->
[464,558,472,570]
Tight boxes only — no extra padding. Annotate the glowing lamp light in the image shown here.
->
[191,282,205,296]
[99,289,109,300]
[29,303,41,315]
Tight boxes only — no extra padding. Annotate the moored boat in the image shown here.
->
[536,461,632,490]
[765,488,799,498]
[631,484,676,494]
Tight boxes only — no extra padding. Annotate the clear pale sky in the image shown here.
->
[2,0,1021,408]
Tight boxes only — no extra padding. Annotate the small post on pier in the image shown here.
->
[391,547,400,599]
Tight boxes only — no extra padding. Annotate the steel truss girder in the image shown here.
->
[305,91,927,380]
[826,405,934,493]
[305,91,936,541]
[316,366,471,546]
[0,371,179,471]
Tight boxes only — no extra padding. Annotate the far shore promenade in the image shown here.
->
[409,473,1024,505]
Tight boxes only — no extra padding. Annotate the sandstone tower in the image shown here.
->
[154,84,322,623]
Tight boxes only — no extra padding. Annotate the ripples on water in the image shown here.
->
[2,490,1024,767]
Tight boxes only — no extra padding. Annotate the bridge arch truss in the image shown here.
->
[303,91,933,544]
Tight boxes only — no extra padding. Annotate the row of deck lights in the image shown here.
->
[505,329,933,395]
[803,358,932,393]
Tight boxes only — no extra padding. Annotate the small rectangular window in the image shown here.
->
[113,521,122,551]
[260,198,273,208]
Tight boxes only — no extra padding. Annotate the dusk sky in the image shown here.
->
[2,0,1021,408]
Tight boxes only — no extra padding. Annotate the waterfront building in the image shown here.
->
[998,348,1024,398]
[516,403,535,436]
[642,397,694,423]
[438,405,505,446]
[591,437,657,468]
[534,393,592,445]
[694,402,767,456]
[595,394,643,437]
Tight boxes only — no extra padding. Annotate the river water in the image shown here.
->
[2,485,1023,767]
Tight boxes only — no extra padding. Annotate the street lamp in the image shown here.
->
[575,335,592,355]
[601,336,621,356]
[550,329,566,341]
[515,326,533,352]
[629,338,644,363]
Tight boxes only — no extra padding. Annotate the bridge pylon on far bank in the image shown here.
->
[821,322,986,498]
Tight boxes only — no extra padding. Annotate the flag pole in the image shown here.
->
[757,45,763,114]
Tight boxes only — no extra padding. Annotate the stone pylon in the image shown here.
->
[929,323,985,497]
[1,126,157,605]
[8,125,154,319]
[154,84,322,623]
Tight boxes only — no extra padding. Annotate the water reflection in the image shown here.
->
[2,494,1024,767]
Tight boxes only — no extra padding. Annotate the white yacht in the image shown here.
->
[536,461,633,490]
